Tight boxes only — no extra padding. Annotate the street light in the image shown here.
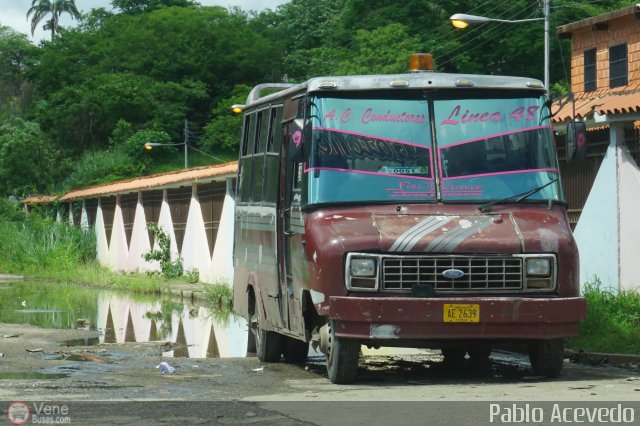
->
[143,142,225,169]
[144,142,189,169]
[449,0,550,92]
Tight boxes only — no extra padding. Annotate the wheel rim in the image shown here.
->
[326,321,335,368]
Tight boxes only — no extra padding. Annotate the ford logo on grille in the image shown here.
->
[442,268,465,279]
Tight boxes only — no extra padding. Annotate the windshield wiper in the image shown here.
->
[478,178,559,213]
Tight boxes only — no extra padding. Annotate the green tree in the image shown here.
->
[33,73,206,153]
[202,84,251,154]
[333,23,421,75]
[0,26,37,117]
[27,0,81,41]
[111,0,198,14]
[0,119,54,196]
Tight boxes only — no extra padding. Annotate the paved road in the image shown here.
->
[1,323,639,425]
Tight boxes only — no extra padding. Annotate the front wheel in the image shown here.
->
[529,338,565,378]
[326,320,360,384]
[251,312,283,362]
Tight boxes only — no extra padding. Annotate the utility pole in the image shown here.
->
[543,0,550,93]
[183,119,189,169]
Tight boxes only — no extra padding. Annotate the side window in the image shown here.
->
[264,106,283,204]
[267,107,283,153]
[251,110,267,203]
[239,112,256,203]
[257,110,270,154]
[239,157,253,203]
[584,48,596,92]
[240,115,252,157]
[609,43,628,89]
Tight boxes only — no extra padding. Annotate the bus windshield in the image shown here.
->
[434,93,562,202]
[304,92,563,205]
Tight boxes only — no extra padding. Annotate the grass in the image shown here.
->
[0,215,95,275]
[203,282,234,322]
[567,278,640,354]
[43,263,170,294]
[0,206,178,295]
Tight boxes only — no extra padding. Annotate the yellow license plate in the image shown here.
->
[443,304,480,323]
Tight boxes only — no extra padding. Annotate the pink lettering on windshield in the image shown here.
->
[441,105,502,125]
[440,105,542,126]
[441,184,484,197]
[361,108,426,125]
[322,107,426,125]
[385,181,435,198]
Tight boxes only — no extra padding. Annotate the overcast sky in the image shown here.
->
[0,0,289,43]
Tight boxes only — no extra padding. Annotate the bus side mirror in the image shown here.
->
[566,120,587,163]
[289,118,311,162]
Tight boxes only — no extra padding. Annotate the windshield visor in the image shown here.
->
[434,95,562,202]
[306,95,435,204]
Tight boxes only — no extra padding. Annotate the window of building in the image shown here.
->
[609,43,628,88]
[584,48,596,92]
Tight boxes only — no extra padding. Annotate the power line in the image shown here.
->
[435,2,541,69]
[434,0,540,51]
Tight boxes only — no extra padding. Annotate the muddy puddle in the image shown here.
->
[0,281,248,359]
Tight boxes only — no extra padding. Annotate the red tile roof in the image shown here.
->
[22,195,59,204]
[552,86,640,123]
[23,162,238,204]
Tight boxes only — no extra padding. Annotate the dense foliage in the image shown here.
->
[0,0,631,197]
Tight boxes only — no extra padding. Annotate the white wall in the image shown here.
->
[88,178,235,285]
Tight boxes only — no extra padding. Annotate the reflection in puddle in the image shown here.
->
[0,282,249,359]
[97,294,247,358]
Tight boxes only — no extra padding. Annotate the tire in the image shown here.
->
[441,347,467,364]
[246,325,257,356]
[326,320,360,384]
[529,338,565,378]
[283,336,309,364]
[251,311,283,362]
[468,343,492,361]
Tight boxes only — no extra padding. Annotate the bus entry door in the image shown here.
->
[277,160,305,338]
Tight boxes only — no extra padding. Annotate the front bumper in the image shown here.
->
[320,296,586,341]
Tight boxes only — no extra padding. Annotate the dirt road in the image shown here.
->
[1,322,639,425]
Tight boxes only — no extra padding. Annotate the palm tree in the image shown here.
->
[27,0,81,41]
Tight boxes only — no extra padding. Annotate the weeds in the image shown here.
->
[0,213,95,275]
[568,277,640,354]
[143,223,184,279]
[204,283,234,322]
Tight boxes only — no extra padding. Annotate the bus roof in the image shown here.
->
[244,72,545,108]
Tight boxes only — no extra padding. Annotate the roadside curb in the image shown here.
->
[566,348,640,370]
[168,287,206,303]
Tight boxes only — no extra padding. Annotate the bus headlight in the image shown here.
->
[346,255,379,291]
[524,256,555,290]
[350,258,376,277]
[526,258,551,276]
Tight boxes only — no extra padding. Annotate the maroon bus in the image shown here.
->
[232,55,586,384]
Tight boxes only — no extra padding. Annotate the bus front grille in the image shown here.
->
[382,256,523,293]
